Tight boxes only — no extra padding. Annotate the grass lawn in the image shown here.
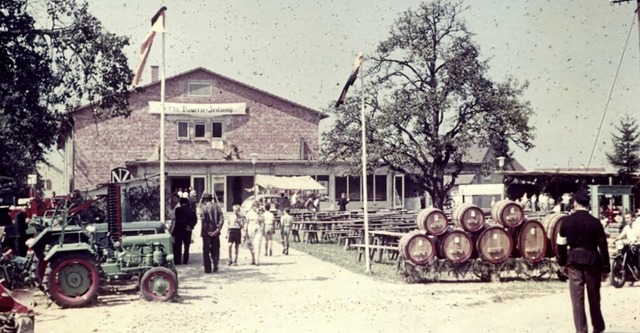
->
[287,239,568,302]
[288,240,403,283]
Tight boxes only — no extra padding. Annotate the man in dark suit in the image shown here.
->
[172,198,197,265]
[557,189,610,333]
[200,193,224,273]
[337,192,350,212]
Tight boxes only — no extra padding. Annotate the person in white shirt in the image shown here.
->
[244,202,264,265]
[617,214,640,244]
[617,214,640,276]
[539,193,549,211]
[561,193,571,211]
[263,202,275,257]
[530,194,538,212]
[227,205,244,266]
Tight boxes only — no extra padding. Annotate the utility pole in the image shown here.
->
[611,0,640,67]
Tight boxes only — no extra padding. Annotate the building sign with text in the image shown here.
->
[148,101,246,117]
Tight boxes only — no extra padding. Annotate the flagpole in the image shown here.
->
[360,55,371,274]
[159,28,166,223]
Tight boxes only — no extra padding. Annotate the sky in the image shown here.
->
[85,0,640,171]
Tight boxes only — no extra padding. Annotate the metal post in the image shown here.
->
[497,156,505,201]
[610,0,640,77]
[250,153,258,203]
[253,164,257,200]
[159,31,166,223]
[360,57,371,274]
[637,0,640,78]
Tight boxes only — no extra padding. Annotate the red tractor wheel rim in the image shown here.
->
[50,258,99,303]
[143,270,176,301]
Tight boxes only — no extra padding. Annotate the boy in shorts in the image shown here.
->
[280,208,293,255]
[227,204,244,266]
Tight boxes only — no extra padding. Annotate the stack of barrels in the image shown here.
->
[400,199,562,266]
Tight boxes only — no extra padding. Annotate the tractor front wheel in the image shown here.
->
[140,267,178,302]
[43,253,100,308]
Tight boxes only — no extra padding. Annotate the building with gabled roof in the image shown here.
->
[58,66,522,212]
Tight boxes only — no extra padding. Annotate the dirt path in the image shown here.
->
[35,236,640,333]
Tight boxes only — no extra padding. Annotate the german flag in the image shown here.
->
[335,52,363,107]
[131,6,167,86]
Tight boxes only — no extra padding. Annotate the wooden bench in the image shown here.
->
[352,244,399,262]
[291,229,301,242]
[339,235,363,250]
[320,230,350,242]
[302,230,319,243]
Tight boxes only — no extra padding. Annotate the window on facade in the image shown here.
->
[177,122,189,139]
[188,82,212,96]
[211,176,225,208]
[336,175,387,202]
[367,175,388,201]
[211,122,223,139]
[349,176,361,201]
[482,173,493,182]
[314,175,329,200]
[335,176,348,200]
[194,122,206,138]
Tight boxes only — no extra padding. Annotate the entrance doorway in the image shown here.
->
[393,175,404,208]
[170,177,190,197]
[190,176,206,202]
[227,176,253,211]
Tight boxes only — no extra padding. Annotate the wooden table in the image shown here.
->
[291,220,352,243]
[351,229,406,262]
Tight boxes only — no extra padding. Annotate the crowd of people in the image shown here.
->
[169,189,343,273]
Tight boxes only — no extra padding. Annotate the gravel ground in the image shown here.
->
[34,233,640,333]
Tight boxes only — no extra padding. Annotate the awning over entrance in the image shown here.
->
[255,175,326,190]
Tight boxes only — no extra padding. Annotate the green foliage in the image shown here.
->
[321,0,535,208]
[606,114,640,174]
[0,0,133,191]
[73,191,106,223]
[126,181,161,221]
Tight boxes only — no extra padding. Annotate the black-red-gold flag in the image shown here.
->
[132,6,167,86]
[335,52,363,107]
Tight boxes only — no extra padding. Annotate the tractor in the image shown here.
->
[28,183,178,308]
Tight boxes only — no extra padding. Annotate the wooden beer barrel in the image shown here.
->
[541,213,568,257]
[437,228,474,263]
[452,203,485,232]
[512,220,547,263]
[491,199,524,228]
[475,225,513,264]
[416,208,448,236]
[398,230,436,265]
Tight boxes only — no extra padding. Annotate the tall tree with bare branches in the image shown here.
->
[321,0,535,208]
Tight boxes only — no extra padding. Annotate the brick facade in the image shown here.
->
[70,67,325,190]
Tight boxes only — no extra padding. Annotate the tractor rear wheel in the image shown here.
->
[43,253,100,308]
[140,267,178,302]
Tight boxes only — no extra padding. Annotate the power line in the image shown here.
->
[586,13,636,168]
